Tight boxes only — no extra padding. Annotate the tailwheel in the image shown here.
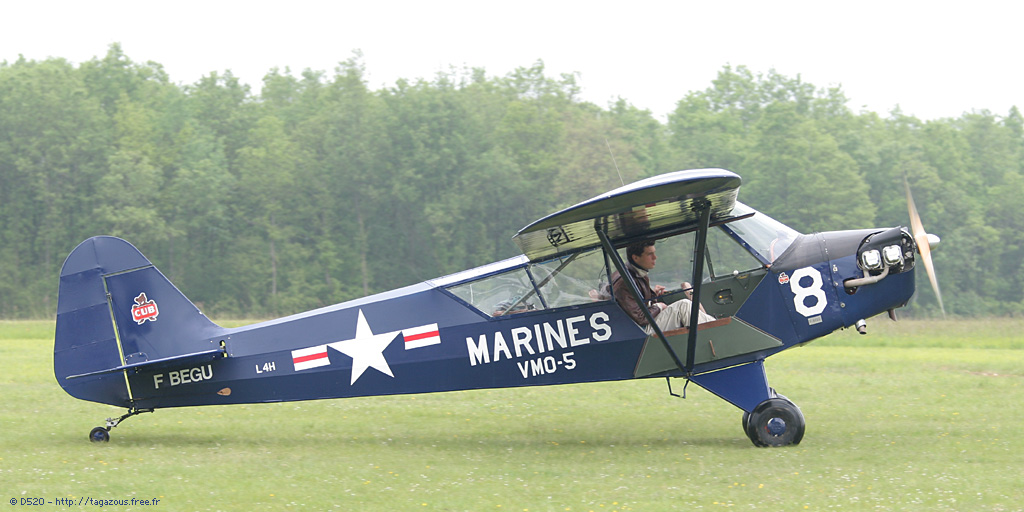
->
[89,427,110,443]
[744,397,805,447]
[86,407,154,443]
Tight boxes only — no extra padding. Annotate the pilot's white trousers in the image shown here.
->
[645,299,715,334]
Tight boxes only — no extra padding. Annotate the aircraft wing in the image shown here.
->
[513,169,741,261]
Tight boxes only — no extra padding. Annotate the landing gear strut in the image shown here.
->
[742,396,805,447]
[88,407,154,443]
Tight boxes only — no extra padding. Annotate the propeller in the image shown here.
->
[904,175,946,317]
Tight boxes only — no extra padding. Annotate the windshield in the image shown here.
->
[722,202,802,263]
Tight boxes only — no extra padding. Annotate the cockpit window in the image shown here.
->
[447,267,537,316]
[446,204,801,316]
[643,229,762,284]
[446,247,609,317]
[644,232,699,289]
[639,203,800,284]
[530,248,608,308]
[722,202,802,263]
[707,226,764,276]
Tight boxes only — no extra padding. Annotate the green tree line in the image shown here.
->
[2,45,1021,318]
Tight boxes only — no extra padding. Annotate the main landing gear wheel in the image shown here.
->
[89,427,110,443]
[743,397,805,447]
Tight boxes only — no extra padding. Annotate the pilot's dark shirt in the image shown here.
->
[610,263,661,327]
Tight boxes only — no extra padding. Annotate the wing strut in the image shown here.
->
[685,201,712,373]
[595,221,688,375]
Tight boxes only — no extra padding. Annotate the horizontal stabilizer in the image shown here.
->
[66,347,227,380]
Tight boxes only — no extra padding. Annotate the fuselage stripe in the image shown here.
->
[404,330,440,342]
[293,352,329,364]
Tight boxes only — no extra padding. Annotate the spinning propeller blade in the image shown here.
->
[904,175,945,317]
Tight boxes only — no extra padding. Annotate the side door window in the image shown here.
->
[644,232,699,291]
[706,226,765,278]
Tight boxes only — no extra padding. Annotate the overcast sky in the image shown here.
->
[3,1,1021,121]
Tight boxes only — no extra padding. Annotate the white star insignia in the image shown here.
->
[328,309,400,385]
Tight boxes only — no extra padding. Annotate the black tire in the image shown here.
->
[744,397,805,447]
[89,427,110,443]
[742,410,767,447]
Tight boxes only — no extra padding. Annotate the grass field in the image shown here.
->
[1,319,1022,511]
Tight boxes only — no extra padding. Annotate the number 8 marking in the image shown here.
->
[790,267,827,317]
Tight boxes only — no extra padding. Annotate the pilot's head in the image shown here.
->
[627,241,657,270]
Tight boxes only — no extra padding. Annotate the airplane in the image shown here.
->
[53,168,942,446]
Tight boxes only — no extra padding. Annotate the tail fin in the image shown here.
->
[54,237,226,407]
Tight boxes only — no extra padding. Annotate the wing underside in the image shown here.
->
[512,169,741,261]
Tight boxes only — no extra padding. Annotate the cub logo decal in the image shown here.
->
[778,272,790,285]
[131,292,159,324]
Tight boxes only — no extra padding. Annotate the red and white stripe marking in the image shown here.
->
[402,323,441,349]
[292,345,330,371]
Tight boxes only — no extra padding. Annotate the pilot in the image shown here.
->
[611,240,714,333]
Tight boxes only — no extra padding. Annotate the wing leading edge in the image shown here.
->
[513,169,741,261]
